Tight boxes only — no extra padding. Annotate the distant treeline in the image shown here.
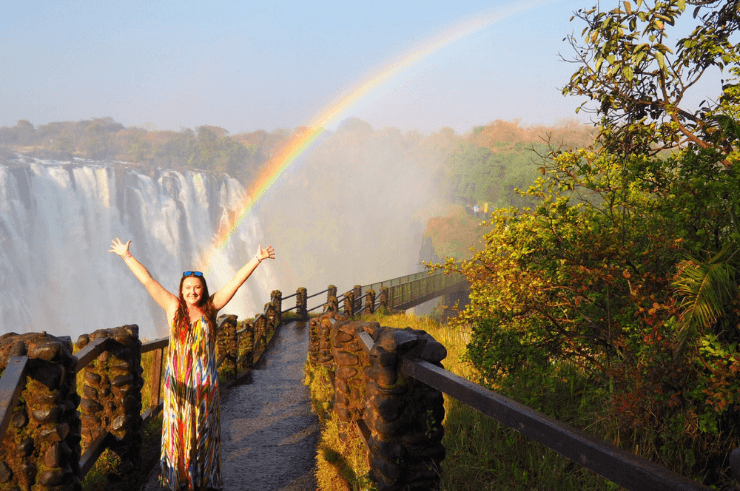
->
[0,117,293,183]
[447,119,596,209]
[0,117,594,194]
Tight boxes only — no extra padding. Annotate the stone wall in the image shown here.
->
[309,311,347,378]
[308,313,447,490]
[0,332,81,491]
[330,320,373,423]
[76,326,143,469]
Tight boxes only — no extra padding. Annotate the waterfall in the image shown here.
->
[0,156,272,341]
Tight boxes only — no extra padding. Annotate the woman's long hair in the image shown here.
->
[173,275,218,343]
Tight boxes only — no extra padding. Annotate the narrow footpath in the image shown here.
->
[142,320,319,490]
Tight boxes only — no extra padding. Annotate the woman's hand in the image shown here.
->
[255,244,275,262]
[109,238,131,257]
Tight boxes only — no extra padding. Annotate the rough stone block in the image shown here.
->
[334,351,359,366]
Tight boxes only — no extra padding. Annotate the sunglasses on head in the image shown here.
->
[183,271,203,277]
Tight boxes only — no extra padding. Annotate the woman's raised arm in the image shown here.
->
[109,238,179,313]
[212,244,275,311]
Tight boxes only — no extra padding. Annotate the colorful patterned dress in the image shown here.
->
[160,309,223,490]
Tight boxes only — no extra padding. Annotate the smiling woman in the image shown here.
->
[108,237,275,491]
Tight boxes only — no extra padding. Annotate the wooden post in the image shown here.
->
[149,348,163,409]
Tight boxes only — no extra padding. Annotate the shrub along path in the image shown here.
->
[141,319,319,490]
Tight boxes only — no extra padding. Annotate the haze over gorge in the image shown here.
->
[0,117,592,339]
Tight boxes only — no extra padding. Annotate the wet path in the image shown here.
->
[141,320,319,490]
[219,320,319,490]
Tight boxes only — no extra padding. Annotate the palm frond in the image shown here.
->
[672,244,737,358]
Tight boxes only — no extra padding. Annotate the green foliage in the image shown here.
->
[427,6,740,486]
[445,141,541,209]
[673,245,737,357]
[437,135,740,487]
[563,0,740,160]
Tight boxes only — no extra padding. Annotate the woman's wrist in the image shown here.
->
[254,254,262,264]
[123,252,132,260]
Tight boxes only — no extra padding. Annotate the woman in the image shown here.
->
[109,237,275,491]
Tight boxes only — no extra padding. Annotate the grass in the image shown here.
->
[305,362,372,491]
[368,314,615,490]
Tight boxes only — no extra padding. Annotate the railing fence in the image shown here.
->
[0,268,466,489]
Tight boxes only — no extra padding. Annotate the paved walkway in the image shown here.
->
[142,320,319,490]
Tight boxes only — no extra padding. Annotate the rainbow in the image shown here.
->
[199,0,551,272]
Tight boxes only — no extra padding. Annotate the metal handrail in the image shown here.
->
[306,288,329,300]
[308,303,326,313]
[356,291,371,301]
[354,329,711,491]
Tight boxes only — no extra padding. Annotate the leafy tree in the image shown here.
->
[124,129,153,163]
[435,0,740,485]
[563,0,740,162]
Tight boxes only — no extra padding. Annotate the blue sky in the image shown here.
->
[0,0,726,134]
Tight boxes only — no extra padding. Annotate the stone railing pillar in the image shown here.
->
[311,312,347,378]
[331,321,376,424]
[296,288,308,320]
[238,321,255,371]
[325,295,339,313]
[379,287,389,312]
[343,291,355,317]
[364,327,447,490]
[325,285,338,313]
[365,289,376,315]
[0,332,81,490]
[353,285,362,314]
[254,315,268,349]
[271,290,282,325]
[308,318,321,366]
[216,315,238,377]
[265,303,277,335]
[77,325,144,469]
